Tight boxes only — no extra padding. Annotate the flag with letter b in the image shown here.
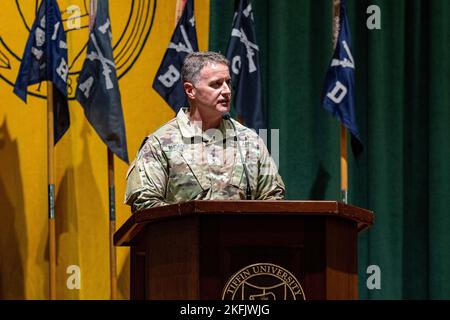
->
[152,0,198,112]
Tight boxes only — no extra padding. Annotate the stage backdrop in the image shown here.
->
[210,0,450,299]
[0,0,209,299]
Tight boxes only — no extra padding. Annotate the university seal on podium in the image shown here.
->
[222,263,306,300]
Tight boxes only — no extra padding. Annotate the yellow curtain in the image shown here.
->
[0,0,209,299]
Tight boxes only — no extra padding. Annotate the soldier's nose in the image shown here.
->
[222,82,231,95]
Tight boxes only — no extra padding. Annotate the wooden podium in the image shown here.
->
[114,200,374,300]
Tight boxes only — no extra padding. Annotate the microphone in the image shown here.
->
[222,112,252,200]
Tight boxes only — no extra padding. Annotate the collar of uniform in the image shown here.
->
[177,107,237,141]
[202,116,237,143]
[177,107,202,138]
[221,117,237,140]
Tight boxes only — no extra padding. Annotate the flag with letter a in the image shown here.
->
[322,0,363,156]
[76,0,128,163]
[152,0,198,113]
[13,0,70,144]
[226,0,265,131]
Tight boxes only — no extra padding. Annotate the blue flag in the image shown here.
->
[226,0,265,131]
[76,0,128,163]
[13,0,70,144]
[322,0,363,157]
[152,0,198,113]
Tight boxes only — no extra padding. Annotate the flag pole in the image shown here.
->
[87,0,118,300]
[332,0,348,204]
[107,149,117,300]
[340,123,348,203]
[47,81,57,300]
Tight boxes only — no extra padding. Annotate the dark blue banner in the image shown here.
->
[322,0,363,156]
[152,0,199,113]
[76,0,128,163]
[226,0,265,131]
[13,0,69,144]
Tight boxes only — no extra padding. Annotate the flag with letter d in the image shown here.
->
[322,0,363,157]
[226,0,265,131]
[13,0,70,144]
[76,0,128,163]
[152,0,199,113]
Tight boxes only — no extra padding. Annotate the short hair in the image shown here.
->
[181,51,230,84]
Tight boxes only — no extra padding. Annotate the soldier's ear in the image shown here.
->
[184,82,195,99]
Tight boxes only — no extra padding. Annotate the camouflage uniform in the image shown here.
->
[125,108,285,212]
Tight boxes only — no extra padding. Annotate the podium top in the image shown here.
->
[114,200,374,246]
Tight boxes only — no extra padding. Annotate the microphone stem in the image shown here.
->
[227,117,252,200]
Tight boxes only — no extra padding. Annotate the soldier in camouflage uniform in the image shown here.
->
[125,51,285,212]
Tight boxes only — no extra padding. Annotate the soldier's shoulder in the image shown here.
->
[153,118,182,146]
[138,119,179,149]
[135,119,182,159]
[153,118,178,135]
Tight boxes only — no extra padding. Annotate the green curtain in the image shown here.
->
[210,0,450,299]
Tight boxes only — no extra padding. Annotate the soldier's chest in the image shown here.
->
[165,140,238,173]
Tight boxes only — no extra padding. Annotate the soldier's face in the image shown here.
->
[190,63,232,115]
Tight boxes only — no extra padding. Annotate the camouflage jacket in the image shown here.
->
[124,108,285,212]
